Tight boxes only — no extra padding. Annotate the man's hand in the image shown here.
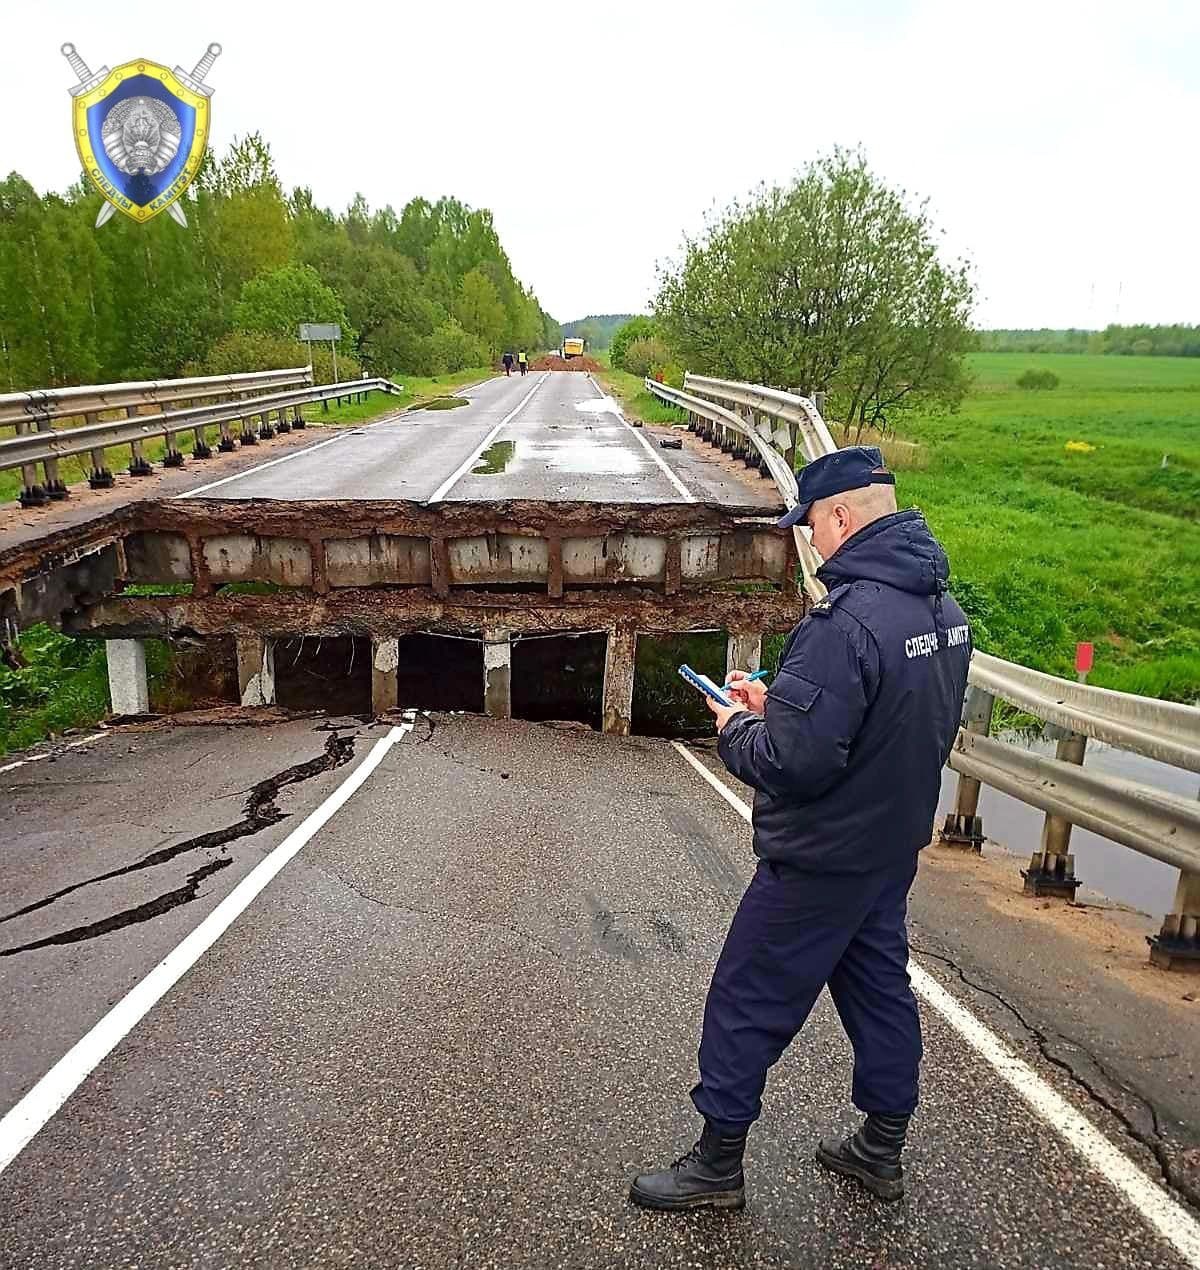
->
[725,670,767,715]
[706,695,748,732]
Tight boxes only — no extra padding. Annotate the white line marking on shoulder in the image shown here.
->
[589,375,695,503]
[0,721,413,1177]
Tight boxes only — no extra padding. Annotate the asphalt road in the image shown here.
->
[2,714,1198,1269]
[179,371,781,507]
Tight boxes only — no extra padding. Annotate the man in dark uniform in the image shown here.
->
[630,446,971,1210]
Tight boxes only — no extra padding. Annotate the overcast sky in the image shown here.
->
[5,0,1198,327]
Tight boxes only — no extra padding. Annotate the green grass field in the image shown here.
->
[0,368,494,505]
[878,353,1199,699]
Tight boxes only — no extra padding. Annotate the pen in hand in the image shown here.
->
[724,669,769,688]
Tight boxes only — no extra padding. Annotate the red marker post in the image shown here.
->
[1075,642,1094,684]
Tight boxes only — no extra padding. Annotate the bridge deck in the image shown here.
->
[1,715,1197,1269]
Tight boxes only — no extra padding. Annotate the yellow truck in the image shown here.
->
[561,337,585,359]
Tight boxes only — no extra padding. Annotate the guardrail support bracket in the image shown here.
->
[1148,869,1200,972]
[939,812,986,851]
[1022,850,1082,900]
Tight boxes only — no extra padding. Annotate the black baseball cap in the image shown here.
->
[778,446,895,528]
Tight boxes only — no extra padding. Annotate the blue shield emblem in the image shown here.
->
[68,49,218,226]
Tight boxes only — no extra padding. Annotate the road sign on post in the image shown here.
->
[299,324,342,385]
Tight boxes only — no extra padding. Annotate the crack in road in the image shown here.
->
[0,731,358,955]
[313,863,562,958]
[911,940,1200,1213]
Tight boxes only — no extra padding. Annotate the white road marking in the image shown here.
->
[589,375,695,503]
[0,721,413,1178]
[427,372,549,503]
[0,733,107,775]
[669,740,1200,1269]
[176,431,355,498]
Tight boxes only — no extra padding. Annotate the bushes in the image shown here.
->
[198,330,361,384]
[610,316,658,370]
[1016,368,1060,390]
[424,320,489,375]
[621,336,676,378]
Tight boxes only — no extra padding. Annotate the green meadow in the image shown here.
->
[883,353,1198,699]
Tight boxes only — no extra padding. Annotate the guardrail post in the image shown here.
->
[371,637,399,714]
[15,412,48,506]
[275,406,291,434]
[726,632,762,679]
[483,626,512,719]
[106,639,149,716]
[292,404,306,430]
[34,410,68,500]
[1022,729,1087,899]
[259,410,275,440]
[239,411,258,445]
[236,635,275,706]
[1149,784,1200,972]
[218,417,237,452]
[192,403,212,459]
[602,625,637,736]
[1148,865,1200,973]
[123,406,152,476]
[939,686,994,850]
[84,411,115,487]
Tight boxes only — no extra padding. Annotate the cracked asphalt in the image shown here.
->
[1,714,1198,1268]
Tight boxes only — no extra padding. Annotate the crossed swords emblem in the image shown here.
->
[62,42,221,229]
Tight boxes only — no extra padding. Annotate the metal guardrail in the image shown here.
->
[644,379,827,600]
[0,367,312,430]
[3,376,402,507]
[683,373,839,462]
[950,731,1200,874]
[970,651,1200,775]
[647,370,1200,967]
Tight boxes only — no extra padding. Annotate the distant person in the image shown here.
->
[518,350,528,375]
[501,351,514,376]
[629,446,972,1212]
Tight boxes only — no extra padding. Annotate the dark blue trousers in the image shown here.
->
[691,854,922,1133]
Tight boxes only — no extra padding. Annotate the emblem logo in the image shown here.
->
[62,42,221,229]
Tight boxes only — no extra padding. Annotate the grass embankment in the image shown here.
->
[0,368,495,505]
[0,369,495,754]
[877,353,1199,699]
[592,354,688,425]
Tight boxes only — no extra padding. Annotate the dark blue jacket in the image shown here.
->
[717,509,971,873]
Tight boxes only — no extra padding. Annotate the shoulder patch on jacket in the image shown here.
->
[809,581,854,618]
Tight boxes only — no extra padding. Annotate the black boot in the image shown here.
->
[629,1122,747,1211]
[816,1112,909,1201]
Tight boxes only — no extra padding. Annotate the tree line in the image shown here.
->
[0,133,559,391]
[980,326,1200,357]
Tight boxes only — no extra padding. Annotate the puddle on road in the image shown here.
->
[575,395,623,416]
[473,439,516,475]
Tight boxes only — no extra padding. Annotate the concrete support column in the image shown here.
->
[372,637,399,715]
[726,632,762,680]
[483,627,512,719]
[236,635,276,706]
[106,639,149,716]
[602,626,637,736]
[939,685,994,851]
[1023,729,1087,898]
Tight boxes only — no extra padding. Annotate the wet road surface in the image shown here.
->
[2,715,1198,1268]
[178,371,781,507]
